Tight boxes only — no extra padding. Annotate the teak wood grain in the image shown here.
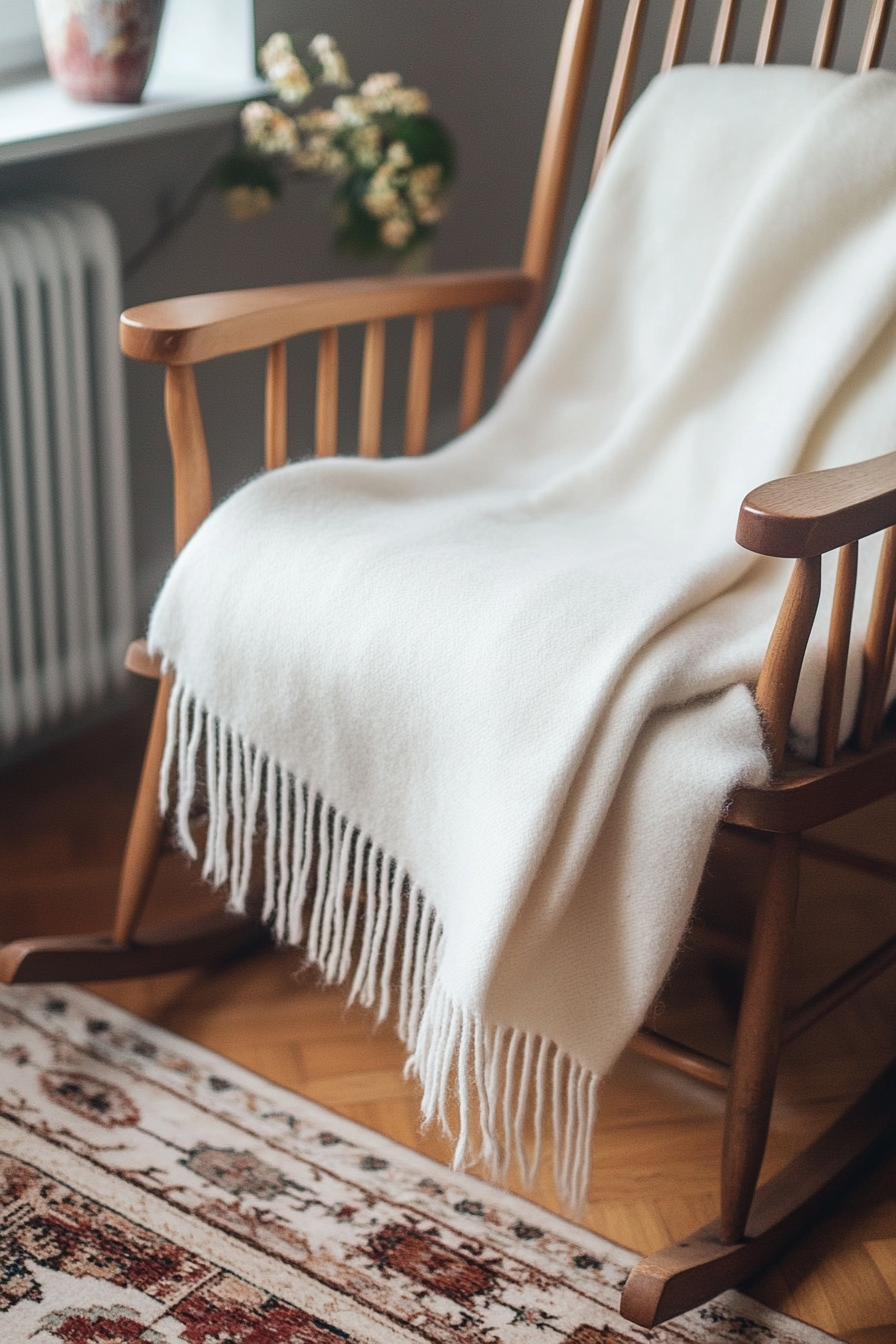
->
[404,313,434,457]
[315,328,339,458]
[359,320,386,459]
[265,341,288,470]
[458,308,488,434]
[737,449,896,558]
[121,271,534,366]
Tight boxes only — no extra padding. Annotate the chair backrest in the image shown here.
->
[505,0,894,372]
[504,0,896,765]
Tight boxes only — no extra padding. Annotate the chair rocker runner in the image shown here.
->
[3,0,896,1328]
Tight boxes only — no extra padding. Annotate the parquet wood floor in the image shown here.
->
[1,692,893,1342]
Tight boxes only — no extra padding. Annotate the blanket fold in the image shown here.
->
[149,63,896,1207]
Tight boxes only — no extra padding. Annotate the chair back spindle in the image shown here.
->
[503,0,599,380]
[316,328,339,457]
[755,555,822,773]
[405,313,434,456]
[165,365,213,554]
[592,0,650,184]
[818,541,858,767]
[265,341,288,470]
[458,309,489,433]
[856,525,896,748]
[359,319,386,458]
[755,0,785,65]
[813,0,845,67]
[859,0,895,71]
[661,0,695,71]
[710,0,741,64]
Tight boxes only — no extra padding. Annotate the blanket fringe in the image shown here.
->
[160,681,598,1209]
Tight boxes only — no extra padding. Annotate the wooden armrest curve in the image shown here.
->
[737,450,896,557]
[121,269,534,365]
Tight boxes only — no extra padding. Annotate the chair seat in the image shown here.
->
[726,728,896,833]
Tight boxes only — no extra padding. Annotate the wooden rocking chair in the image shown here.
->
[2,0,896,1327]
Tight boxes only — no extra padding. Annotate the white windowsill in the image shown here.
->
[0,71,267,167]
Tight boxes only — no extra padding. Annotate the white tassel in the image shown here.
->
[406,899,433,1051]
[212,720,228,885]
[176,698,202,857]
[294,784,316,945]
[274,766,292,942]
[324,818,353,980]
[348,840,377,1006]
[287,784,309,946]
[318,811,347,972]
[159,679,182,817]
[501,1028,522,1178]
[377,863,405,1023]
[397,884,420,1042]
[515,1033,535,1184]
[363,851,390,1009]
[473,1017,492,1163]
[452,1008,472,1168]
[236,742,263,911]
[227,728,246,909]
[337,829,365,984]
[262,757,277,922]
[202,708,219,882]
[551,1046,565,1199]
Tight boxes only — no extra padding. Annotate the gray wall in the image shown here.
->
[1,0,892,623]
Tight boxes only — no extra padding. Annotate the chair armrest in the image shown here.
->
[121,269,535,365]
[737,449,896,558]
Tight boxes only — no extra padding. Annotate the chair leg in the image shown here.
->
[112,674,173,945]
[719,830,801,1242]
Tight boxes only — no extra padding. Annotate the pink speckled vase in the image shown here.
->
[35,0,167,104]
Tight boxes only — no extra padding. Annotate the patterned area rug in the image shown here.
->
[0,985,837,1344]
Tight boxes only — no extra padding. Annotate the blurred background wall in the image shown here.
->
[0,0,890,626]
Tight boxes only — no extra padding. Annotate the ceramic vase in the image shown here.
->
[35,0,167,103]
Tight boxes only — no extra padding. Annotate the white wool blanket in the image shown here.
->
[149,64,896,1207]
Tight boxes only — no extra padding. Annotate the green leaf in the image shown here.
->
[213,152,282,196]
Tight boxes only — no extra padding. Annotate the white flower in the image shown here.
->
[359,71,402,99]
[380,213,415,249]
[258,34,312,104]
[332,95,368,128]
[297,108,341,133]
[241,101,299,156]
[258,33,294,76]
[390,86,430,116]
[408,163,445,223]
[295,136,348,176]
[275,57,313,105]
[386,140,413,170]
[350,123,382,170]
[309,34,351,87]
[363,164,402,219]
